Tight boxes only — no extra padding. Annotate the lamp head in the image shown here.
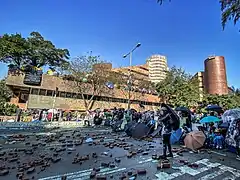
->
[136,43,141,48]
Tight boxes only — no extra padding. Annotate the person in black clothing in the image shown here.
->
[16,108,22,122]
[159,107,173,158]
[234,120,240,158]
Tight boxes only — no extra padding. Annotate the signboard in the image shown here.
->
[23,70,43,86]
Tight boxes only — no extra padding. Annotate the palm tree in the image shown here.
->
[157,0,240,30]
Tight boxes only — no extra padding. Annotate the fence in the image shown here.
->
[0,121,85,131]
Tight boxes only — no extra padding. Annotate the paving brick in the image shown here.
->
[0,169,9,176]
[101,162,109,167]
[137,169,146,175]
[26,167,35,174]
[96,175,107,180]
[115,158,121,163]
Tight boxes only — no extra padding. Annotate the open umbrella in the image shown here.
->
[170,128,183,144]
[161,103,180,131]
[105,82,114,89]
[200,116,221,124]
[218,122,229,129]
[222,108,240,123]
[175,107,190,113]
[131,122,150,139]
[206,105,222,112]
[184,131,206,150]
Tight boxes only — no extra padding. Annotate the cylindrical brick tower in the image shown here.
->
[204,56,228,95]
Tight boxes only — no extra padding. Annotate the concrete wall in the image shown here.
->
[27,95,158,111]
[6,74,160,102]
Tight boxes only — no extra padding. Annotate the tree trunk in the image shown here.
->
[87,100,95,110]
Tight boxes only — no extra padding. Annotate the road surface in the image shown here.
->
[0,127,239,180]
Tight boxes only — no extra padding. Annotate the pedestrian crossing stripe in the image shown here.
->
[39,167,126,180]
[39,158,240,180]
[155,159,240,180]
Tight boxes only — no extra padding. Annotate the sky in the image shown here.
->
[0,0,239,87]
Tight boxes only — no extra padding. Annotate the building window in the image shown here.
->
[77,94,82,99]
[46,90,53,96]
[66,92,72,98]
[31,88,39,95]
[56,91,60,97]
[60,92,66,97]
[19,93,29,103]
[95,96,101,101]
[72,93,77,98]
[39,89,46,96]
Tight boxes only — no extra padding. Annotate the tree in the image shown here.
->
[0,78,18,116]
[0,32,70,72]
[0,78,12,102]
[113,67,157,109]
[64,52,121,111]
[202,94,240,110]
[230,86,240,95]
[156,66,200,107]
[220,0,240,30]
[157,0,240,30]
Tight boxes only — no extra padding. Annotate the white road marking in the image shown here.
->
[40,156,240,180]
[155,172,182,180]
[63,168,114,179]
[210,151,227,156]
[69,168,127,180]
[197,170,226,180]
[139,158,152,164]
[221,174,237,180]
[79,168,127,180]
[39,168,93,180]
[155,159,222,180]
[39,167,127,180]
[194,158,221,168]
[219,165,240,177]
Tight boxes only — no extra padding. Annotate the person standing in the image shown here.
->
[159,107,173,159]
[16,108,22,122]
[234,120,240,158]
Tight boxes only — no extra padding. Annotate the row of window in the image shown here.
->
[129,69,149,77]
[30,88,161,106]
[149,66,167,70]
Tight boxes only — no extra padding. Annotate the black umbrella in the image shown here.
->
[130,108,137,113]
[206,105,223,112]
[124,121,137,136]
[175,106,190,113]
[161,103,180,131]
[218,122,229,128]
[131,122,150,139]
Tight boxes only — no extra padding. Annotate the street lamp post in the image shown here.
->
[123,43,141,110]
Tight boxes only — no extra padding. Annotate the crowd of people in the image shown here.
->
[11,104,240,159]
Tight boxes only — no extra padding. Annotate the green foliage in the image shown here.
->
[0,103,18,116]
[156,66,200,107]
[0,78,18,116]
[220,0,240,30]
[0,32,70,72]
[203,94,240,110]
[157,0,240,30]
[0,78,12,102]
